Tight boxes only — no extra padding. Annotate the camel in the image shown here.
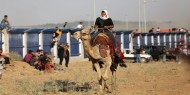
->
[73,29,117,93]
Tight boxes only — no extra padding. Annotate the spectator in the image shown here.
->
[175,45,182,64]
[156,27,160,32]
[180,28,184,32]
[130,30,137,43]
[35,49,43,59]
[58,42,65,66]
[77,22,84,29]
[55,27,62,42]
[149,28,154,33]
[0,54,5,79]
[24,50,34,63]
[0,48,10,65]
[49,32,58,62]
[64,45,70,67]
[42,52,54,73]
[63,22,68,28]
[134,29,139,33]
[0,15,11,30]
[29,55,38,66]
[136,46,141,63]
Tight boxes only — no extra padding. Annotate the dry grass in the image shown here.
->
[0,57,190,95]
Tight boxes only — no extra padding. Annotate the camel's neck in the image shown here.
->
[82,39,100,59]
[82,39,92,52]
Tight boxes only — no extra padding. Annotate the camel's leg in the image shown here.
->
[102,60,112,92]
[111,71,117,94]
[94,63,103,93]
[102,61,111,81]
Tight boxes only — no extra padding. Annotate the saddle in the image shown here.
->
[91,32,127,69]
[91,33,114,58]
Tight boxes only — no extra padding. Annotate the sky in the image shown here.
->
[0,0,190,26]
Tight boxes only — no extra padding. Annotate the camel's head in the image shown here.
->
[73,31,81,39]
[73,29,91,41]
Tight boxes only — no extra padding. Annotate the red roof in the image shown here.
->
[160,29,171,32]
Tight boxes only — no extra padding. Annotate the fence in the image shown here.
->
[0,28,189,62]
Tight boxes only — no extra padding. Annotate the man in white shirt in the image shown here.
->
[156,27,160,32]
[77,22,84,29]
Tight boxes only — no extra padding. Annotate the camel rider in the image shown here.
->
[94,10,120,58]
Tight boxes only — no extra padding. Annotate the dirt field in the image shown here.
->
[0,57,190,95]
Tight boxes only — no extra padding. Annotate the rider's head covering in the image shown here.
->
[100,10,109,20]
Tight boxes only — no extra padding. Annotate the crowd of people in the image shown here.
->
[148,27,188,33]
[22,27,71,73]
[24,49,54,72]
[133,44,183,64]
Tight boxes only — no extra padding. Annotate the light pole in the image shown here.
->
[143,0,147,32]
[125,15,129,30]
[93,0,96,24]
[143,0,156,32]
[139,0,142,32]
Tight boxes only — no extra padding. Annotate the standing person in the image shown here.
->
[63,22,68,28]
[0,54,5,79]
[0,15,11,30]
[58,42,65,65]
[77,22,84,29]
[64,45,70,67]
[55,27,62,42]
[49,32,58,63]
[136,46,142,63]
[94,10,120,58]
[175,45,182,64]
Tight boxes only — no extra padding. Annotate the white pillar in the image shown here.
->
[179,34,182,38]
[163,34,166,46]
[2,29,9,53]
[53,42,58,59]
[67,32,71,55]
[129,33,133,51]
[137,35,140,46]
[184,33,187,48]
[174,34,177,48]
[145,35,147,45]
[121,32,124,50]
[157,35,160,46]
[169,34,172,48]
[23,32,27,58]
[79,39,84,57]
[39,32,43,50]
[151,35,154,45]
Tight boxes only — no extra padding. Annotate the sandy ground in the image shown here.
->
[0,57,190,95]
